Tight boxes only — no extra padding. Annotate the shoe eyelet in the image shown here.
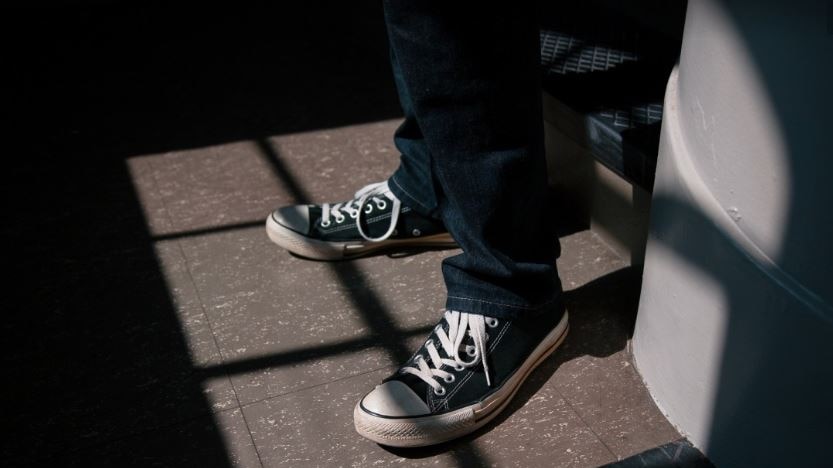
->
[350,212,359,219]
[376,200,387,210]
[335,216,345,224]
[453,364,465,371]
[364,205,373,214]
[443,374,455,383]
[466,348,477,357]
[433,386,446,396]
[486,318,499,328]
[320,220,331,228]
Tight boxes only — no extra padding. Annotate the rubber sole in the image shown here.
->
[353,312,570,447]
[265,214,457,260]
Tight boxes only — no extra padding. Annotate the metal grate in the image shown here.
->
[540,29,639,75]
[598,103,664,129]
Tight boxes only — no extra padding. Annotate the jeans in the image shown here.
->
[383,0,563,320]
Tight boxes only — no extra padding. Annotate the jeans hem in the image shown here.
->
[445,294,562,321]
[388,172,438,219]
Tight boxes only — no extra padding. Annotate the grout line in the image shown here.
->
[152,220,265,242]
[195,325,434,378]
[556,387,620,461]
[175,239,266,468]
[145,158,266,468]
[238,366,392,409]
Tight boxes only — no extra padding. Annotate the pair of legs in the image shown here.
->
[267,0,568,446]
[385,0,562,320]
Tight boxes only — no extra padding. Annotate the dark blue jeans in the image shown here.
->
[383,0,563,320]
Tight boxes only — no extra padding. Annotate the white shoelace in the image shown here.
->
[401,310,499,396]
[320,181,402,242]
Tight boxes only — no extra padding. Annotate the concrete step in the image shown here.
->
[540,1,685,265]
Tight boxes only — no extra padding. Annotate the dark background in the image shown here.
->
[3,4,402,466]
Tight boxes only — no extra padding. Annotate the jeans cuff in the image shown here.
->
[388,172,439,219]
[445,294,563,321]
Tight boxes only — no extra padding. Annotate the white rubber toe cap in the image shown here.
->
[360,381,430,417]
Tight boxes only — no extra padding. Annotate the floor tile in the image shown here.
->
[126,155,177,237]
[153,239,240,411]
[146,142,282,233]
[558,230,628,289]
[137,120,403,236]
[119,120,682,466]
[180,224,456,405]
[464,361,618,468]
[243,369,615,468]
[554,233,680,460]
[132,120,462,405]
[553,344,680,460]
[265,119,401,200]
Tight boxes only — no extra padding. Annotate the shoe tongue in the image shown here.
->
[360,188,396,205]
[346,190,395,210]
[361,181,398,203]
[381,189,399,203]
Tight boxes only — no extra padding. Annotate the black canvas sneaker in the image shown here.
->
[265,181,456,260]
[354,307,569,447]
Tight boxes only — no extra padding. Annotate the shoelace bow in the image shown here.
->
[320,181,402,242]
[401,310,498,396]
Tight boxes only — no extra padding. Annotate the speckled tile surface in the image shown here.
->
[129,120,448,406]
[554,257,681,460]
[8,113,684,467]
[5,117,684,467]
[116,119,683,467]
[135,121,404,236]
[179,225,453,405]
[242,369,615,468]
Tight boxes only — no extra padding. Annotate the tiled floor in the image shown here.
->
[107,120,681,467]
[4,110,685,467]
[4,6,702,466]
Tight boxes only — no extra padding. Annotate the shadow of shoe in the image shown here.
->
[286,244,460,263]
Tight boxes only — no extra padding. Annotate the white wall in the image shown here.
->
[633,1,833,466]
